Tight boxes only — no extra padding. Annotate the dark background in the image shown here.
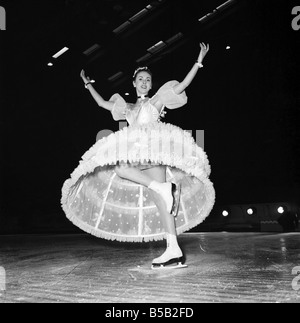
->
[0,0,299,234]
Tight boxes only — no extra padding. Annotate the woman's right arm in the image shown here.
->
[80,70,114,111]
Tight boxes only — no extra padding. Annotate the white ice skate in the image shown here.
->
[151,247,187,270]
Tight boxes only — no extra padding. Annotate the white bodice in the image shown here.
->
[110,80,188,124]
[126,100,160,126]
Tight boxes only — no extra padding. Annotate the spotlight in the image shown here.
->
[277,206,286,214]
[222,210,229,217]
[247,207,256,216]
[47,62,53,67]
[226,45,231,50]
[125,93,130,96]
[247,208,254,215]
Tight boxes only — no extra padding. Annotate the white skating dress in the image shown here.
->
[61,81,215,242]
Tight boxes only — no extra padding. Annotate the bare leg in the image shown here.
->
[115,163,174,213]
[142,166,176,236]
[142,166,182,265]
[115,163,182,264]
[115,164,153,187]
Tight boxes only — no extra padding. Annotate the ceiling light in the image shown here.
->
[108,72,123,82]
[147,41,166,54]
[52,47,69,59]
[166,32,184,45]
[83,44,101,56]
[113,21,131,34]
[136,53,152,64]
[199,0,236,22]
[129,8,149,23]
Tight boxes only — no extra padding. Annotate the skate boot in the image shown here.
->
[151,246,187,270]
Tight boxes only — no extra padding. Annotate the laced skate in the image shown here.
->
[151,247,187,269]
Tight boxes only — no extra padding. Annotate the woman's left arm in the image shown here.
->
[173,42,210,95]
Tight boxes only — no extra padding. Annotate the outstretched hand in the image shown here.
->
[198,42,210,63]
[80,69,91,84]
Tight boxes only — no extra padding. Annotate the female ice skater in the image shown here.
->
[61,43,215,269]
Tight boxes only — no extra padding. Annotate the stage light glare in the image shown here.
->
[47,62,53,67]
[277,206,285,214]
[226,45,231,50]
[52,47,69,59]
[222,210,229,217]
[125,93,130,96]
[247,207,257,216]
[247,208,254,215]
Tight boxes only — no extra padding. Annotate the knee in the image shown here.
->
[115,164,130,178]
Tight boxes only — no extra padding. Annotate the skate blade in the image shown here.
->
[151,257,187,270]
[151,263,188,270]
[171,183,181,217]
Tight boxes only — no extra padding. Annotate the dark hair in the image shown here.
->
[132,66,152,81]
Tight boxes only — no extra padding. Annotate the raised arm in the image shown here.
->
[173,43,210,95]
[80,70,115,111]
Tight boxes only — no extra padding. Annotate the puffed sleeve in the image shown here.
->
[109,93,127,121]
[156,80,188,110]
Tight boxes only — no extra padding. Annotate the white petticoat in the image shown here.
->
[61,121,215,242]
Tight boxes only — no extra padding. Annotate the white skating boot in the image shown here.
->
[151,234,187,269]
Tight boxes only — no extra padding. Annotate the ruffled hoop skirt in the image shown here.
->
[61,121,215,242]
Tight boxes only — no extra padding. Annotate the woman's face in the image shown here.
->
[133,71,152,95]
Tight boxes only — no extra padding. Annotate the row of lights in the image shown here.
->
[46,0,234,68]
[222,206,287,217]
[47,44,231,68]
